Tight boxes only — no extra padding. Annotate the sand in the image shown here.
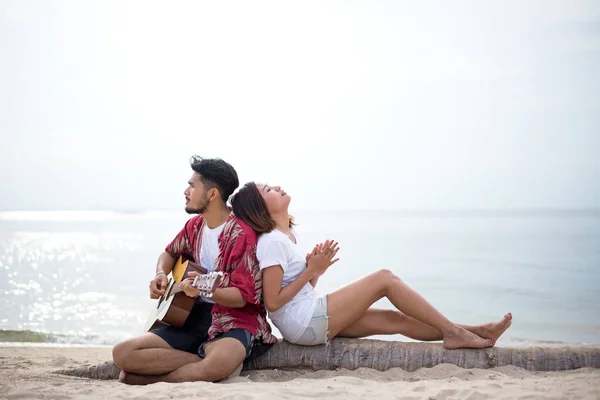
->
[1,345,599,399]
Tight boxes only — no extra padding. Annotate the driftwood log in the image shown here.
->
[55,338,600,380]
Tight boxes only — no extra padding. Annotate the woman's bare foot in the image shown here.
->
[443,326,495,350]
[470,313,513,344]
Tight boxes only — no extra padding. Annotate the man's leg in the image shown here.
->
[113,332,202,375]
[114,302,213,376]
[119,337,247,385]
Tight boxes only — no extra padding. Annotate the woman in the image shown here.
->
[230,182,512,348]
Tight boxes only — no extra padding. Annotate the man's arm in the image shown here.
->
[210,287,247,308]
[155,251,177,276]
[179,275,247,308]
[153,216,196,298]
[149,252,178,299]
[214,222,261,308]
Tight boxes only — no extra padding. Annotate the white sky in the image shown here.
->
[1,0,599,211]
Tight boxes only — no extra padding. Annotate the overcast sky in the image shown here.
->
[1,0,599,211]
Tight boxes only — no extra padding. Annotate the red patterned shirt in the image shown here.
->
[165,213,276,344]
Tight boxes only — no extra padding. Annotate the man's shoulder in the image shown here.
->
[222,213,257,243]
[189,214,204,223]
[183,214,204,230]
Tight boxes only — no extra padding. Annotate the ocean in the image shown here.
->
[1,209,599,347]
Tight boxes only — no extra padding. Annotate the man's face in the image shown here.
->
[184,173,210,214]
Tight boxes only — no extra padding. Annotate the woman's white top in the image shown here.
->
[256,229,319,342]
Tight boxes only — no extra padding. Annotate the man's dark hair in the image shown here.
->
[190,156,239,202]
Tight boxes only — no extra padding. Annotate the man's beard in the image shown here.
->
[185,198,208,214]
[185,204,207,214]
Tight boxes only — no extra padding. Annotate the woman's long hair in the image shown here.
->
[231,182,294,234]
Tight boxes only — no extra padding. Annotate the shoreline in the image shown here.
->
[0,342,114,348]
[1,346,599,399]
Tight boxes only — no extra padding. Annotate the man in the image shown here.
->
[112,156,276,384]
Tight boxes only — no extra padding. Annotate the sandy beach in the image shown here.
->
[1,345,599,400]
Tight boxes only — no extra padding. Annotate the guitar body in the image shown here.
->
[144,256,207,332]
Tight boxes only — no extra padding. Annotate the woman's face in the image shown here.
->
[256,183,291,214]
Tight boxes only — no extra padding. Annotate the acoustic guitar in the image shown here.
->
[144,256,223,332]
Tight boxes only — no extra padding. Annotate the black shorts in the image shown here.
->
[198,328,274,362]
[151,301,214,354]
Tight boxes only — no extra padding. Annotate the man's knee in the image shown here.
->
[112,333,169,370]
[200,338,247,382]
[112,339,134,370]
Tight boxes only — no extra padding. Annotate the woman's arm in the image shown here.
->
[262,265,315,312]
[262,241,340,311]
[306,243,321,288]
[306,241,332,288]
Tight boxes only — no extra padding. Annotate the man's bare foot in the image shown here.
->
[443,326,495,350]
[471,313,513,344]
[219,363,243,383]
[118,370,164,385]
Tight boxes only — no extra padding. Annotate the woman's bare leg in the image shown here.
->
[326,269,498,349]
[337,308,512,344]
